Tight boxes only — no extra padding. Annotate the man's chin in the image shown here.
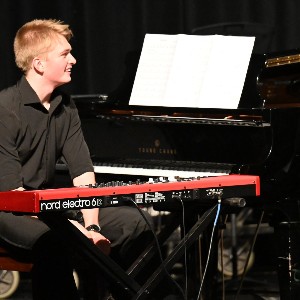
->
[55,80,71,88]
[59,76,72,85]
[65,74,72,82]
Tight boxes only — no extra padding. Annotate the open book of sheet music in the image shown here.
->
[129,34,255,109]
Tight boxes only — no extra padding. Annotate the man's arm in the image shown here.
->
[72,171,96,186]
[72,171,99,226]
[72,171,111,255]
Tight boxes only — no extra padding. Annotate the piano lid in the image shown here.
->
[73,49,300,114]
[226,49,300,109]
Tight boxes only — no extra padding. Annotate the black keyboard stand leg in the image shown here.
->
[127,211,183,280]
[39,212,140,299]
[39,205,218,300]
[132,204,219,300]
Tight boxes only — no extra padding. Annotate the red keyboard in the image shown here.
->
[0,175,260,213]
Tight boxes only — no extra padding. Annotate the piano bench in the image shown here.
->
[0,247,32,272]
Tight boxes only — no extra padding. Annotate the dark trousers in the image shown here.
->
[78,206,154,299]
[0,212,80,300]
[0,206,153,299]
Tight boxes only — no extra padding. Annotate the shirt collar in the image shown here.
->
[18,76,63,107]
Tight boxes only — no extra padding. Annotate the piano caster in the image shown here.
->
[0,270,20,299]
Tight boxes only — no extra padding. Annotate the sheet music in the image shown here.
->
[129,34,255,109]
[129,34,178,106]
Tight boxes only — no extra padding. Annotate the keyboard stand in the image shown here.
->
[130,204,218,299]
[40,204,218,299]
[39,212,141,298]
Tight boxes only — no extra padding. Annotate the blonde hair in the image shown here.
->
[14,19,73,73]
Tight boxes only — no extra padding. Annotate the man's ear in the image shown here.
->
[32,57,44,73]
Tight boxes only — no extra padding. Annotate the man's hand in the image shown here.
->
[12,187,25,191]
[87,230,111,256]
[70,220,111,255]
[72,172,111,254]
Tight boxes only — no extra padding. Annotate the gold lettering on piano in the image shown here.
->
[138,139,177,155]
[138,147,177,155]
[139,147,157,154]
[159,149,177,155]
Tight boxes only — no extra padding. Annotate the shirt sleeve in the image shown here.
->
[0,105,23,191]
[61,100,94,180]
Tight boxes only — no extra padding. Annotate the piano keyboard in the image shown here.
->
[56,160,234,178]
[90,160,234,178]
[92,165,229,178]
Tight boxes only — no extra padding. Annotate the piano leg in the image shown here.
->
[275,221,300,300]
[270,197,300,300]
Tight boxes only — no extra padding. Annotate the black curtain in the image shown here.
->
[0,0,300,99]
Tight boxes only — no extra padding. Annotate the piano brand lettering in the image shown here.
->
[138,147,177,155]
[40,200,61,210]
[40,197,103,211]
[138,139,177,155]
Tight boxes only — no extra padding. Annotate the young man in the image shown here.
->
[0,19,152,299]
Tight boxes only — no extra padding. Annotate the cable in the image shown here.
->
[233,210,265,300]
[125,194,222,300]
[196,200,221,300]
[178,197,188,300]
[128,199,186,300]
[219,214,229,300]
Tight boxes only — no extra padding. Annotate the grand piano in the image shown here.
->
[58,49,300,299]
[69,50,300,198]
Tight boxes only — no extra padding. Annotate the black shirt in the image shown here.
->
[0,76,94,191]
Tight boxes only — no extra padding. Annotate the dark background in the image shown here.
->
[0,0,300,101]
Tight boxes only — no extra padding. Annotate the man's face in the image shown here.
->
[42,34,76,88]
